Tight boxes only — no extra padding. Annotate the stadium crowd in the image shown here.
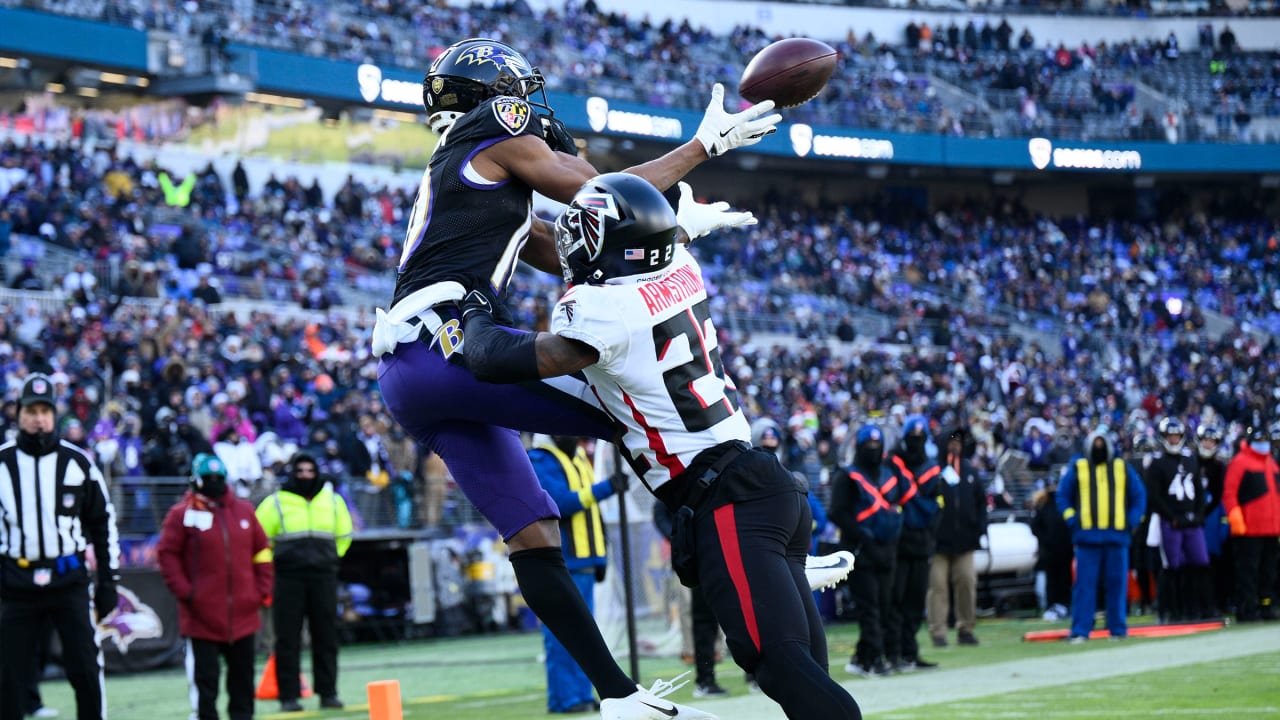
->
[5,136,1279,339]
[8,0,1278,142]
[1,134,1278,535]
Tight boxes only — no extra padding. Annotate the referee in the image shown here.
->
[0,373,121,720]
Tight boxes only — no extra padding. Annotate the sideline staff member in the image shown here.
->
[1,373,122,720]
[256,453,353,713]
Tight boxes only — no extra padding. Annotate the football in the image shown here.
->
[738,38,838,109]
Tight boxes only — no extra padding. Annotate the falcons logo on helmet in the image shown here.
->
[564,193,620,262]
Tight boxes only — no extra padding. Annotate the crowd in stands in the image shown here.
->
[9,0,1278,142]
[0,137,407,305]
[2,131,1279,539]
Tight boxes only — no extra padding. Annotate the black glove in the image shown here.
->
[460,288,496,324]
[540,115,578,156]
[608,472,630,496]
[95,583,119,621]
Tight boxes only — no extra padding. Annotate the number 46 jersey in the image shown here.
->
[550,247,750,493]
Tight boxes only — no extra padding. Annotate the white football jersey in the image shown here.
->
[550,247,750,492]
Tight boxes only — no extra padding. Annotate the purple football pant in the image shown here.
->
[1160,521,1209,569]
[378,337,616,539]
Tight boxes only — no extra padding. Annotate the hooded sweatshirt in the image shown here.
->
[1056,427,1146,545]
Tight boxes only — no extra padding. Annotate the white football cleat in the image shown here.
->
[806,551,855,591]
[600,672,719,720]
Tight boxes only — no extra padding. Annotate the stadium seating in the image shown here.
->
[13,0,1278,142]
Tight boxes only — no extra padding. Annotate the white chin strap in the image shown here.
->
[429,111,462,134]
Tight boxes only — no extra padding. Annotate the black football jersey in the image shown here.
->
[393,96,543,305]
[1144,449,1203,519]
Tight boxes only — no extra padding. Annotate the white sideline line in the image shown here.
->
[693,625,1280,719]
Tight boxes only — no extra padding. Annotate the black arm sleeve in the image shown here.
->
[463,309,542,383]
[78,455,121,582]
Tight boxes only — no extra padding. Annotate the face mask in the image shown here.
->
[17,429,58,456]
[856,445,883,469]
[1090,445,1108,465]
[197,474,227,499]
[904,435,926,460]
[1250,441,1271,455]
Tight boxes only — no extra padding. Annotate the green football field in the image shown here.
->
[38,617,1280,719]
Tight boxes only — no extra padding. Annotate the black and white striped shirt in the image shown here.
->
[0,440,120,577]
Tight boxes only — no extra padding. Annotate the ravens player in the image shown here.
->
[460,173,862,719]
[373,38,778,719]
[1195,422,1231,616]
[1144,417,1208,621]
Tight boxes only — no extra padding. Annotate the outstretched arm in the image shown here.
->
[461,290,598,383]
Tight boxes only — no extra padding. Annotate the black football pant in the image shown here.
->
[273,572,339,701]
[694,473,860,719]
[0,584,103,720]
[886,553,930,663]
[187,635,255,720]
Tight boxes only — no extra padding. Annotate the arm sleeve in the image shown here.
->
[827,473,862,544]
[1126,463,1147,529]
[550,286,631,371]
[1221,458,1242,515]
[972,467,989,531]
[1144,464,1172,519]
[156,505,193,600]
[333,494,354,557]
[255,497,281,542]
[249,512,274,601]
[1057,463,1078,527]
[80,458,121,582]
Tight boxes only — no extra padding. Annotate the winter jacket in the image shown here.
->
[830,461,908,550]
[157,490,273,642]
[890,453,942,558]
[1223,443,1280,537]
[934,453,988,555]
[256,483,353,575]
[1056,428,1146,546]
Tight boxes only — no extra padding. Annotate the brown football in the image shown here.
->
[738,38,838,108]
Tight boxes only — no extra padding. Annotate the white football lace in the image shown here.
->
[646,671,692,698]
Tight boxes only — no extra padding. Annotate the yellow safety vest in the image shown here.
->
[1072,457,1129,531]
[539,444,606,561]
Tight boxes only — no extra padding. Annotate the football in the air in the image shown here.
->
[738,38,838,108]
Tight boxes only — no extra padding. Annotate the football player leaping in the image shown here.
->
[373,38,780,719]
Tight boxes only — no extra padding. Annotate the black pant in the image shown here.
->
[694,482,859,719]
[690,583,719,686]
[1234,535,1279,621]
[274,572,339,701]
[851,541,895,667]
[886,553,929,662]
[1,583,103,720]
[187,635,256,720]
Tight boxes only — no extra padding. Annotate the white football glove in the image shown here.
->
[694,83,782,157]
[676,181,757,241]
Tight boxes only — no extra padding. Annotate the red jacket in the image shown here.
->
[158,490,274,642]
[1223,443,1280,537]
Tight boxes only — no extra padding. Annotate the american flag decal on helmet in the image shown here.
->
[624,248,644,260]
